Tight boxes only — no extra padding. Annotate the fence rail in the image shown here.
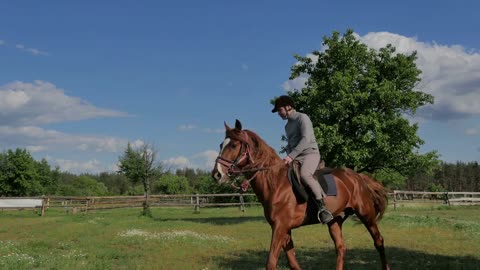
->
[0,193,259,216]
[2,190,479,216]
[391,190,480,209]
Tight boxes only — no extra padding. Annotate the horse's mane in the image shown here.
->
[225,127,282,167]
[244,129,281,165]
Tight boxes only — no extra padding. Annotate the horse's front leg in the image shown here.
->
[266,225,288,270]
[328,220,346,270]
[284,229,301,270]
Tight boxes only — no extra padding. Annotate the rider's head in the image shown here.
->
[272,95,294,119]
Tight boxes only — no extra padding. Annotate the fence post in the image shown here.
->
[393,191,397,210]
[194,193,200,213]
[239,194,245,212]
[85,198,89,214]
[443,192,450,206]
[41,195,47,216]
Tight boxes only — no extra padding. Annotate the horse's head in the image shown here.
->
[212,119,255,185]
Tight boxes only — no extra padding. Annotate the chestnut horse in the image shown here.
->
[212,120,390,270]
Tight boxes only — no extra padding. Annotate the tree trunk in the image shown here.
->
[142,178,152,217]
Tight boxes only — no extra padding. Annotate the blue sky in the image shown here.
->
[1,1,479,173]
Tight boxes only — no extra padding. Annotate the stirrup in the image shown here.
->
[317,209,334,224]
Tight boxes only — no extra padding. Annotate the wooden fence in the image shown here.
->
[2,191,479,216]
[391,190,480,209]
[0,193,259,216]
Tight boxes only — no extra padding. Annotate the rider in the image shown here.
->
[272,95,334,224]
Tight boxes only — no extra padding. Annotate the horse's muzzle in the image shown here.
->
[212,167,230,184]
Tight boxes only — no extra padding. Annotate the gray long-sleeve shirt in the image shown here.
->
[285,110,319,159]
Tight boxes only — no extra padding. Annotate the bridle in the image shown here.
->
[215,140,256,176]
[215,136,271,192]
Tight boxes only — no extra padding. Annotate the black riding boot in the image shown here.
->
[316,199,334,224]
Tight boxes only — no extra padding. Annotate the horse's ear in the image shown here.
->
[224,121,231,130]
[235,119,242,130]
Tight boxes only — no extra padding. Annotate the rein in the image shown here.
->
[230,162,285,192]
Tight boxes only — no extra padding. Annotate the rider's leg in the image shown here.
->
[299,153,334,224]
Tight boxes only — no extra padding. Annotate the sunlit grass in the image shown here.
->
[0,205,479,269]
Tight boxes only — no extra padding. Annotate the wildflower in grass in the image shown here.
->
[118,229,232,243]
[0,252,35,268]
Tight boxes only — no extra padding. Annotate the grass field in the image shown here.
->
[1,204,479,270]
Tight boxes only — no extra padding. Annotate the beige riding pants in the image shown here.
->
[296,152,325,201]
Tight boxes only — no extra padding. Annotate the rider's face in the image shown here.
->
[277,106,290,120]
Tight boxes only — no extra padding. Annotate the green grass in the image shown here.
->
[0,205,479,269]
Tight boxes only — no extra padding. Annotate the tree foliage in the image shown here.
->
[287,29,439,175]
[96,172,130,195]
[407,161,480,192]
[118,142,162,216]
[152,173,192,194]
[57,175,108,196]
[0,148,55,196]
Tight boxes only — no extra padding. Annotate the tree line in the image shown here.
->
[0,148,233,197]
[0,147,478,198]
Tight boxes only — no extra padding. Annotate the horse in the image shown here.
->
[212,120,390,270]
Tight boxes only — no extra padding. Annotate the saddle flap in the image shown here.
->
[288,160,337,199]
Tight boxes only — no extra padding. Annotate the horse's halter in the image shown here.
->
[215,137,255,177]
[214,131,281,192]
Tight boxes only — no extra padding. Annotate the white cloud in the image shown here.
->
[282,76,308,92]
[0,125,130,153]
[283,32,480,121]
[161,150,218,171]
[0,89,31,110]
[178,124,196,131]
[241,64,249,71]
[0,80,138,174]
[202,128,224,133]
[193,150,218,169]
[177,124,223,133]
[26,145,47,153]
[0,80,129,126]
[130,139,145,148]
[53,158,103,174]
[465,128,479,136]
[15,43,49,56]
[282,53,318,92]
[47,157,119,174]
[358,32,480,120]
[162,156,192,169]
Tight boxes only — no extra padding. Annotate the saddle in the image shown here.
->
[288,160,337,204]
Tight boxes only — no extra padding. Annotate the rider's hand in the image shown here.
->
[283,156,293,165]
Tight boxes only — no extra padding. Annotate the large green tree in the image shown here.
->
[118,143,162,216]
[0,148,53,196]
[286,29,439,177]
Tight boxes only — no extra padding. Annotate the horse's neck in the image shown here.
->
[250,162,285,203]
[247,135,284,202]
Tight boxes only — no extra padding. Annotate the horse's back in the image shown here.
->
[328,168,388,220]
[325,168,363,214]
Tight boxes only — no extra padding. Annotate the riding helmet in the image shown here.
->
[271,95,295,113]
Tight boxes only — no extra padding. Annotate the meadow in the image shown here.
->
[1,204,479,270]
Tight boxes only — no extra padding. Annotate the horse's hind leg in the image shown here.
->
[359,217,390,270]
[328,219,347,270]
[283,230,301,270]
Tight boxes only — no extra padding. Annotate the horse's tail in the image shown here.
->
[361,174,388,221]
